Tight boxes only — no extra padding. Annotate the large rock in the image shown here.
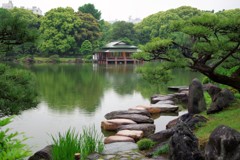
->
[169,123,204,160]
[118,123,155,137]
[173,92,188,104]
[28,145,53,160]
[207,89,235,114]
[205,84,222,100]
[166,113,208,130]
[116,130,143,140]
[188,78,206,114]
[148,129,175,143]
[205,125,240,160]
[105,110,151,119]
[104,135,135,144]
[101,119,137,131]
[105,113,154,124]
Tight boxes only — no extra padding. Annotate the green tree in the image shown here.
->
[78,3,101,20]
[134,6,201,44]
[109,21,137,44]
[0,8,40,56]
[39,7,81,55]
[135,9,240,91]
[80,40,93,55]
[76,12,101,47]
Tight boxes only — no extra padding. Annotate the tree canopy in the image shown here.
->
[0,8,40,55]
[78,3,101,20]
[135,9,240,91]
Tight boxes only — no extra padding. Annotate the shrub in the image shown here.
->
[0,64,38,116]
[48,54,60,63]
[0,117,31,159]
[153,143,169,156]
[137,138,155,151]
[52,126,104,160]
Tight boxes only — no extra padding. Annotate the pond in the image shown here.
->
[8,64,203,153]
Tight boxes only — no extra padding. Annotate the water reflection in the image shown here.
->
[29,64,203,113]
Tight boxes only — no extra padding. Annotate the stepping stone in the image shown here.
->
[102,142,138,154]
[128,106,147,111]
[116,130,143,140]
[118,123,155,137]
[131,105,178,114]
[153,100,175,105]
[104,135,135,144]
[151,95,174,104]
[101,119,137,131]
[105,110,151,119]
[168,86,188,92]
[106,113,154,124]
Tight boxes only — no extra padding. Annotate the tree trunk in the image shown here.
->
[191,64,240,92]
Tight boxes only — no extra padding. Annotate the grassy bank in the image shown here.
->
[195,99,240,146]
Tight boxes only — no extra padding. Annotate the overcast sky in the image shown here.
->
[1,0,240,21]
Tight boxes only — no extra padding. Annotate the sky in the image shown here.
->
[1,0,240,21]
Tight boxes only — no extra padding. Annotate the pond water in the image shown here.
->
[8,64,202,153]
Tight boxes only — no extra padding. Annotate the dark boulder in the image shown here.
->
[204,84,222,101]
[205,125,240,160]
[188,78,206,114]
[207,89,235,114]
[28,145,52,160]
[169,123,204,160]
[166,113,208,130]
[148,128,175,143]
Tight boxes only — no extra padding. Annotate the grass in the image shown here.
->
[153,144,169,157]
[195,100,240,146]
[34,57,77,63]
[51,126,104,160]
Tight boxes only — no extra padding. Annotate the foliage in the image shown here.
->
[134,6,201,44]
[0,64,38,116]
[153,144,169,156]
[135,8,240,91]
[52,126,104,160]
[0,8,40,56]
[76,12,101,47]
[80,40,93,55]
[195,101,240,145]
[0,117,31,159]
[78,3,101,20]
[108,21,137,44]
[48,54,60,63]
[136,62,172,85]
[39,7,80,55]
[137,138,155,151]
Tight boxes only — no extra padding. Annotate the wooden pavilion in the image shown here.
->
[93,41,141,64]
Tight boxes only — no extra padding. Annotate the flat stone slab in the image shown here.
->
[151,95,174,104]
[105,110,151,119]
[105,113,154,124]
[116,130,143,140]
[102,142,138,155]
[101,119,137,131]
[128,106,147,111]
[153,100,175,105]
[104,135,135,144]
[118,123,155,137]
[130,105,178,114]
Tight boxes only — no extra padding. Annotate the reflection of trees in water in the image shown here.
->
[31,64,106,113]
[31,64,203,113]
